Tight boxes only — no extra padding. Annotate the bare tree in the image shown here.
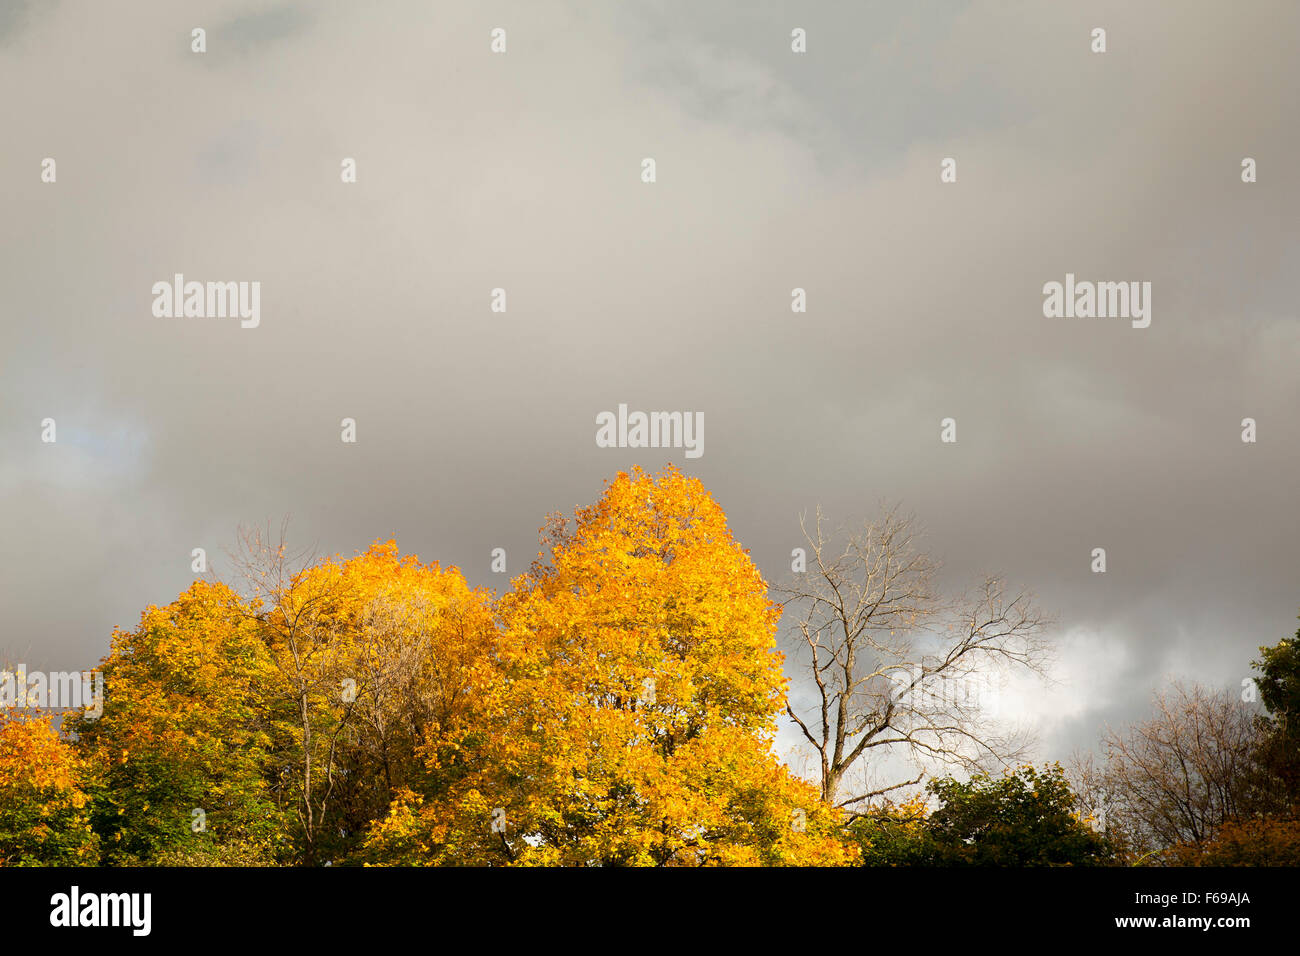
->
[779,505,1051,820]
[229,520,358,866]
[1088,681,1259,856]
[1067,748,1133,855]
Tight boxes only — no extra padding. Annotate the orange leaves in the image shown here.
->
[0,713,82,793]
[29,472,863,866]
[0,713,99,865]
[365,465,853,866]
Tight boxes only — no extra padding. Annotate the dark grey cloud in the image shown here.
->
[214,3,311,57]
[0,0,37,46]
[2,0,1296,772]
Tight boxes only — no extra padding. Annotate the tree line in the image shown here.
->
[1,466,1296,866]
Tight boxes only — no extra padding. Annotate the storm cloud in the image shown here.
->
[2,0,1297,767]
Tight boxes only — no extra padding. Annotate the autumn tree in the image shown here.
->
[780,506,1050,818]
[1162,816,1300,866]
[851,765,1111,866]
[228,525,358,865]
[298,542,496,858]
[921,764,1112,865]
[68,580,285,864]
[365,466,854,866]
[232,530,496,865]
[0,713,99,866]
[1087,682,1258,858]
[1245,619,1300,816]
[848,794,933,866]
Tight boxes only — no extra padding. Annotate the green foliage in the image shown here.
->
[852,765,1114,866]
[1245,617,1300,817]
[848,797,935,866]
[0,714,100,866]
[925,765,1113,865]
[144,839,277,867]
[68,581,288,865]
[1253,620,1300,730]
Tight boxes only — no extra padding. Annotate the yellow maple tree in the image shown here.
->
[366,466,855,865]
[0,712,98,866]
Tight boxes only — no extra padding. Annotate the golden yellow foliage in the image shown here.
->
[364,466,855,866]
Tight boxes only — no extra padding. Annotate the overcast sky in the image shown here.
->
[3,0,1297,770]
